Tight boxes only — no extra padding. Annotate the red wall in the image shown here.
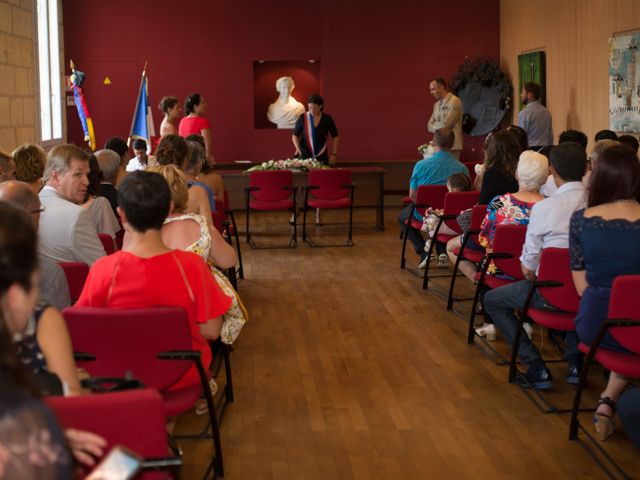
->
[62,0,499,163]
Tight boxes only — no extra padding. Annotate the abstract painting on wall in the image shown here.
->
[609,32,640,133]
[517,51,546,110]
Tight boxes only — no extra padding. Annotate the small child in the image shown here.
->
[420,173,472,269]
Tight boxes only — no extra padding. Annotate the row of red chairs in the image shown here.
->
[400,191,640,476]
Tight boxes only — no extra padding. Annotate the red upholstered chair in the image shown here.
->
[399,185,448,273]
[302,168,356,247]
[58,262,89,303]
[245,170,297,248]
[45,389,180,479]
[446,204,488,312]
[507,248,582,413]
[569,275,640,476]
[422,191,480,291]
[464,162,478,185]
[98,233,115,255]
[466,224,527,348]
[62,306,227,479]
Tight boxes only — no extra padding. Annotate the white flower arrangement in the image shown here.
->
[246,158,329,172]
[418,142,436,159]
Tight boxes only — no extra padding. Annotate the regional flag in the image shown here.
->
[128,66,155,153]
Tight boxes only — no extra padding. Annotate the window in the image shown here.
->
[36,0,62,143]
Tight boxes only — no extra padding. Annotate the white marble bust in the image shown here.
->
[267,76,305,129]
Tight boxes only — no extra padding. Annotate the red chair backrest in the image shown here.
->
[415,185,447,217]
[536,248,580,312]
[308,168,352,200]
[608,275,640,355]
[491,224,527,279]
[249,170,294,202]
[443,191,481,233]
[464,162,477,185]
[469,204,488,244]
[58,262,89,302]
[45,389,169,479]
[63,306,193,391]
[98,233,115,255]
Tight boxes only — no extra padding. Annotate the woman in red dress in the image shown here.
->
[76,171,231,390]
[179,93,214,163]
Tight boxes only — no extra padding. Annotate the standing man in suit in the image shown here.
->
[39,144,106,265]
[428,78,463,159]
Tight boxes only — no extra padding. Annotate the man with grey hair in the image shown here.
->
[39,144,105,265]
[96,148,121,216]
[0,180,71,309]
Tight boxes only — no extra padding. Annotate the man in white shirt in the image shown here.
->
[39,144,106,266]
[483,142,587,389]
[428,78,463,159]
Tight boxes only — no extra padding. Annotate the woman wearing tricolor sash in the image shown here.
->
[292,94,339,167]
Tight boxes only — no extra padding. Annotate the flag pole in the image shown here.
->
[127,62,147,147]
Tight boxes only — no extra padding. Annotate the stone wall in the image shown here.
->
[0,0,65,152]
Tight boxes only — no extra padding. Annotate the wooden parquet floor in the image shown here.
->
[175,208,640,479]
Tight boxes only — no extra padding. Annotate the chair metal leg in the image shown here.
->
[447,252,464,310]
[422,232,439,290]
[348,203,354,244]
[245,208,250,244]
[227,211,244,279]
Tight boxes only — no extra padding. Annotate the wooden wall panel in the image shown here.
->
[501,0,640,150]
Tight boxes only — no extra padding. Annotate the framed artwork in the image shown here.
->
[517,51,546,110]
[609,32,640,133]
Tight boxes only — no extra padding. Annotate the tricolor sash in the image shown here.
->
[303,112,316,158]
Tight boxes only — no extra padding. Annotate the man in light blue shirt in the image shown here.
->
[483,142,587,389]
[397,127,469,263]
[518,82,553,148]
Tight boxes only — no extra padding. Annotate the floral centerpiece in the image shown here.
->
[245,158,329,172]
[418,142,436,159]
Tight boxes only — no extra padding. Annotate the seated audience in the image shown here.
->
[419,172,472,269]
[506,124,529,152]
[475,130,519,205]
[104,136,128,187]
[618,388,640,449]
[540,131,603,197]
[0,149,17,182]
[594,129,618,141]
[82,153,120,240]
[95,148,120,216]
[471,151,548,339]
[13,144,46,194]
[569,144,640,440]
[0,201,106,477]
[156,134,214,225]
[186,133,224,200]
[558,129,588,150]
[0,180,70,311]
[184,140,216,212]
[618,134,639,153]
[397,127,468,266]
[482,142,587,387]
[147,164,235,269]
[126,138,150,172]
[75,171,232,392]
[39,144,106,265]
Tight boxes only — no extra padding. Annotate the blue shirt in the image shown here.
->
[518,100,553,147]
[187,180,216,212]
[409,150,468,190]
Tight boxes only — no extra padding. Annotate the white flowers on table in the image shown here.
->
[246,158,330,172]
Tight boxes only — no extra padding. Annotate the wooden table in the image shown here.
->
[218,167,386,230]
